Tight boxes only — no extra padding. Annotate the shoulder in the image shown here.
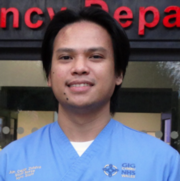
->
[112,119,179,156]
[0,122,57,180]
[111,119,180,180]
[0,121,56,156]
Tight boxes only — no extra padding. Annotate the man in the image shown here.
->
[0,7,179,181]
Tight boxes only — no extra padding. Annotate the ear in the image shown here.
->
[115,72,123,85]
[47,73,52,87]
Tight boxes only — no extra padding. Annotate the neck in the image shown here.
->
[57,103,111,142]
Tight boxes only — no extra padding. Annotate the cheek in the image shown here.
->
[51,66,64,79]
[56,72,62,78]
[98,63,115,79]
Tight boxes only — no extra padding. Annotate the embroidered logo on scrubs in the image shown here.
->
[9,166,42,180]
[103,164,119,177]
[121,163,136,178]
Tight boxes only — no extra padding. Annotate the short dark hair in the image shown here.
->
[41,7,130,114]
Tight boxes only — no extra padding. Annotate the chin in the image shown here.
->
[67,100,95,110]
[72,102,92,108]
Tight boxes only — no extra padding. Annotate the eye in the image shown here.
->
[90,55,103,59]
[59,56,72,60]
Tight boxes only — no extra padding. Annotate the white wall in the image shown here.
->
[113,112,161,132]
[17,111,54,139]
[0,61,47,87]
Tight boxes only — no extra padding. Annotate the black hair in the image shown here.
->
[41,7,130,114]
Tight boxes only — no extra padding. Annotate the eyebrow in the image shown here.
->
[55,47,107,54]
[85,47,107,53]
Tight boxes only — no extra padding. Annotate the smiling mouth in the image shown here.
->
[67,80,94,87]
[69,83,91,87]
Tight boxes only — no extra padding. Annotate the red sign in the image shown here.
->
[138,6,160,35]
[0,0,180,35]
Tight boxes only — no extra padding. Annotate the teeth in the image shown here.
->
[70,83,90,87]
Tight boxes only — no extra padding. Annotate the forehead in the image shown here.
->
[53,21,113,50]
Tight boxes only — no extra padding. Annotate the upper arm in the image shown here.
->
[0,151,7,181]
[168,151,180,181]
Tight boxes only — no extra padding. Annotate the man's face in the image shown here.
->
[48,21,122,111]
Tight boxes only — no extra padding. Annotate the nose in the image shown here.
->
[71,57,90,76]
